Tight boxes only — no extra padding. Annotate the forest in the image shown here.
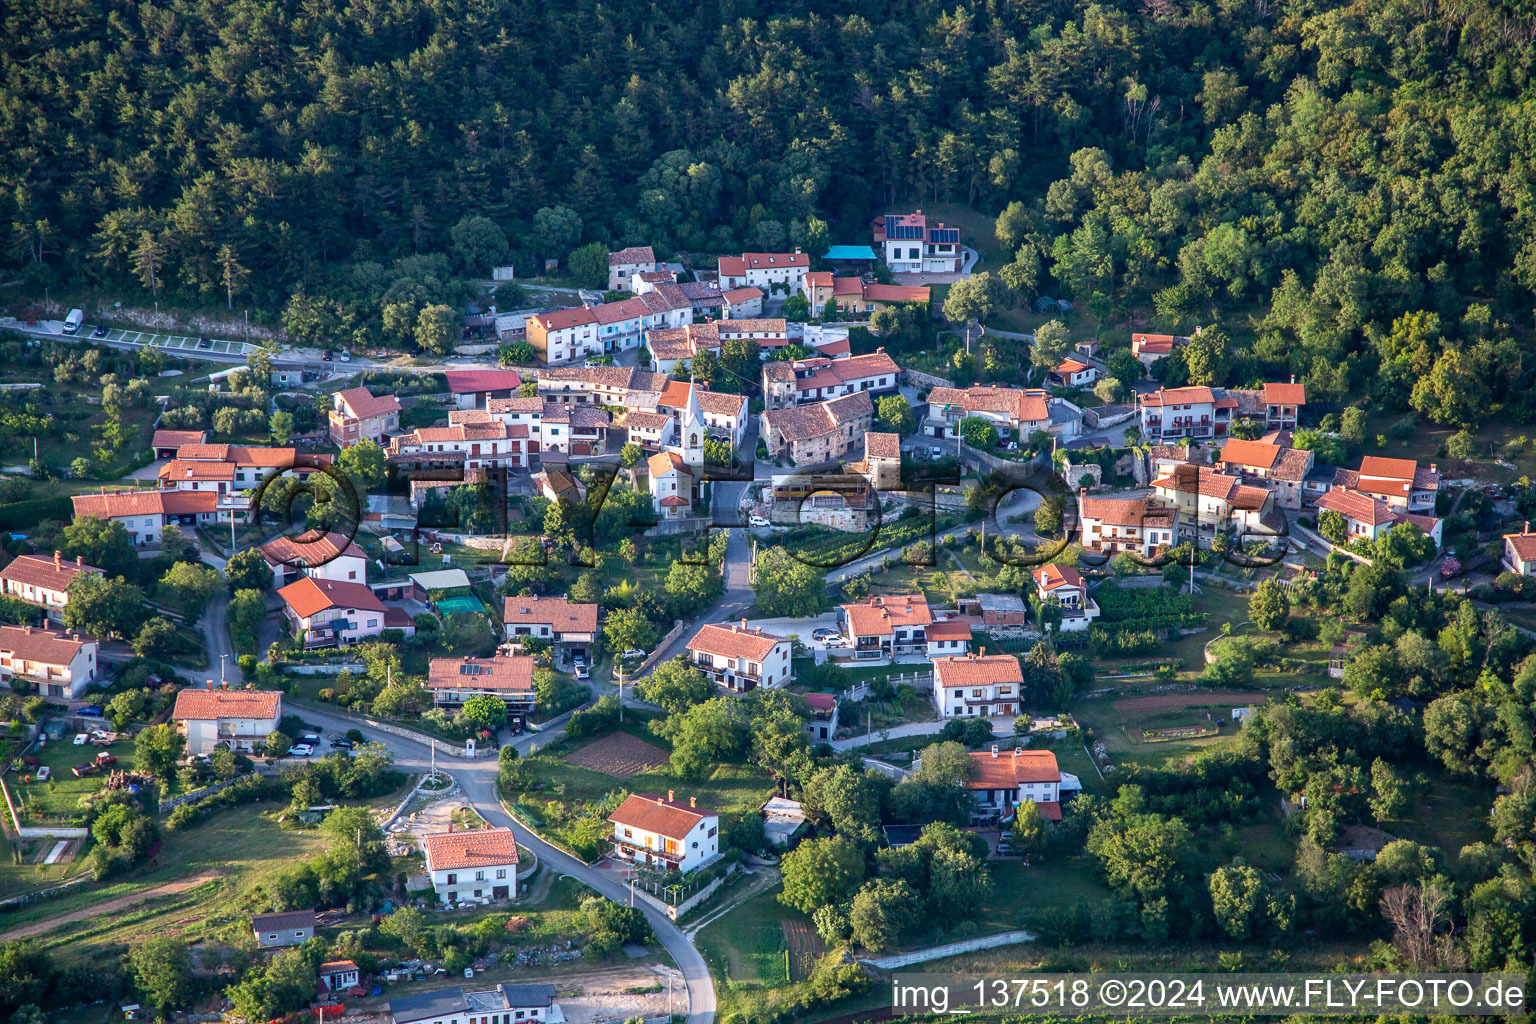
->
[4,0,1536,390]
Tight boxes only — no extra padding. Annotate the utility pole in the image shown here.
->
[618,664,624,724]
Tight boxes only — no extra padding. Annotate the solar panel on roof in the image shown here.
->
[928,228,959,243]
[884,216,923,240]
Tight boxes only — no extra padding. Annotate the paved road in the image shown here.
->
[287,703,716,1024]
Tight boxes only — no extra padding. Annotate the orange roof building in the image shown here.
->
[966,747,1065,822]
[686,621,792,691]
[427,656,537,716]
[839,594,933,658]
[0,552,104,620]
[608,792,721,873]
[931,653,1025,719]
[421,827,521,903]
[277,577,388,647]
[501,596,598,644]
[171,684,282,755]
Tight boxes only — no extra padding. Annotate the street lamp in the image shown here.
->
[220,653,228,685]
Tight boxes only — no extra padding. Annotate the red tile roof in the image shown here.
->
[1263,381,1306,406]
[0,553,103,593]
[0,625,91,665]
[648,450,692,478]
[72,489,218,519]
[1140,386,1216,408]
[687,623,785,662]
[1079,495,1153,528]
[532,307,599,332]
[1218,439,1283,471]
[924,619,972,641]
[1314,486,1396,526]
[422,827,520,871]
[1358,456,1418,481]
[278,576,385,619]
[842,594,932,637]
[864,433,901,460]
[933,653,1024,689]
[608,246,656,267]
[1033,564,1084,592]
[152,429,206,449]
[966,747,1059,788]
[722,287,763,304]
[500,596,598,634]
[1131,333,1179,355]
[172,687,282,721]
[335,386,402,419]
[444,369,523,394]
[861,283,930,303]
[927,385,1049,424]
[174,443,231,460]
[1055,358,1093,374]
[158,459,236,481]
[609,793,714,839]
[427,656,535,692]
[1507,530,1536,563]
[259,531,367,569]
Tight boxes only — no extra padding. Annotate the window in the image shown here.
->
[475,870,485,881]
[447,873,457,884]
[496,868,507,879]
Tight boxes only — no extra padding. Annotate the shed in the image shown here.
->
[762,796,807,848]
[409,568,473,600]
[251,908,316,949]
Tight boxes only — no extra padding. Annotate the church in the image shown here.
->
[647,381,706,519]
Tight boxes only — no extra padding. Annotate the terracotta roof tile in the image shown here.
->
[500,596,598,633]
[335,387,402,419]
[427,656,535,692]
[864,433,900,460]
[687,623,785,662]
[0,624,91,665]
[924,619,972,641]
[966,747,1059,788]
[843,594,931,637]
[444,369,522,394]
[1314,486,1397,526]
[72,489,218,519]
[421,827,520,871]
[1218,440,1283,471]
[1263,381,1306,406]
[1033,564,1084,592]
[172,687,281,721]
[0,553,103,593]
[259,530,366,568]
[1507,531,1536,562]
[933,653,1024,689]
[277,577,385,619]
[608,246,656,267]
[609,793,714,839]
[152,429,206,449]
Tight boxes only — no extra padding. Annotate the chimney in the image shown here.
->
[206,679,213,690]
[740,618,747,630]
[689,797,696,808]
[53,551,60,570]
[991,745,998,758]
[1014,747,1021,758]
[1290,374,1296,384]
[75,555,82,567]
[1526,522,1531,536]
[667,790,674,803]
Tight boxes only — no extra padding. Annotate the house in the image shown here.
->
[1151,464,1280,540]
[71,489,218,545]
[622,411,674,452]
[1130,332,1190,371]
[1049,359,1099,388]
[0,625,97,699]
[717,251,810,293]
[804,693,839,742]
[151,429,208,459]
[858,432,903,492]
[657,381,750,448]
[252,909,315,949]
[630,268,678,292]
[648,450,696,518]
[329,387,402,448]
[0,552,104,622]
[1313,487,1443,547]
[607,792,720,874]
[760,391,873,464]
[762,796,808,847]
[1217,440,1315,511]
[171,685,282,755]
[608,245,658,291]
[539,401,610,455]
[839,594,932,660]
[427,656,536,726]
[925,619,972,657]
[1077,493,1178,557]
[715,317,789,350]
[1032,564,1099,632]
[421,827,519,903]
[537,365,669,409]
[389,985,559,1024]
[319,961,361,994]
[1138,386,1233,441]
[721,286,764,318]
[155,445,333,524]
[1503,524,1536,575]
[686,620,792,691]
[532,466,585,504]
[801,274,931,317]
[761,350,900,409]
[932,652,1024,719]
[1259,379,1305,429]
[644,322,720,375]
[873,211,962,273]
[965,747,1062,822]
[958,592,1027,628]
[443,369,524,410]
[259,531,368,589]
[1333,456,1440,512]
[278,576,387,647]
[390,419,536,471]
[924,385,1079,441]
[500,596,599,658]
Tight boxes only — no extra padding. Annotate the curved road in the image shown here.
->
[289,703,715,1024]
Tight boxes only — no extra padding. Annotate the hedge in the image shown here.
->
[0,495,73,533]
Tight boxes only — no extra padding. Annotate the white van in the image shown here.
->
[62,309,84,335]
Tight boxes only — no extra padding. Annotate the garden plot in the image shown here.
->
[565,732,670,778]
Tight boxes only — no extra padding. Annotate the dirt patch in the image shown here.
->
[1138,724,1219,742]
[783,918,825,980]
[0,871,222,941]
[1112,691,1267,713]
[565,732,669,779]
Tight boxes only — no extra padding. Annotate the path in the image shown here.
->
[829,717,1019,752]
[0,871,222,942]
[683,866,781,939]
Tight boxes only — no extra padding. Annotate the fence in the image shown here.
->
[629,861,739,921]
[160,774,250,814]
[842,671,933,703]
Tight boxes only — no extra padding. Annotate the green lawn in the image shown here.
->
[10,735,137,826]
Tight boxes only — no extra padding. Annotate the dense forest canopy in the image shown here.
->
[4,0,1536,392]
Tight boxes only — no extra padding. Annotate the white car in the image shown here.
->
[575,664,591,680]
[290,744,315,757]
[824,637,848,648]
[749,516,771,528]
[338,350,352,362]
[620,649,644,661]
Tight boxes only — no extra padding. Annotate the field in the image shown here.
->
[1112,691,1268,713]
[781,918,824,980]
[564,732,670,778]
[8,734,138,827]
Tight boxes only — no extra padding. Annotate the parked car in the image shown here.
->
[300,732,322,745]
[91,325,107,338]
[290,743,315,757]
[574,664,590,680]
[811,628,836,641]
[930,446,944,458]
[339,350,351,362]
[329,738,355,750]
[78,705,103,717]
[321,350,334,361]
[824,637,848,649]
[748,515,771,528]
[620,649,644,661]
[196,336,212,349]
[35,767,49,782]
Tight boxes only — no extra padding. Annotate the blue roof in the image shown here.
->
[824,245,878,261]
[389,988,468,1023]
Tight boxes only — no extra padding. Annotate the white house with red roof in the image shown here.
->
[1313,487,1443,547]
[153,445,332,523]
[932,652,1024,719]
[721,287,764,318]
[801,273,931,317]
[71,488,219,545]
[656,381,749,448]
[171,684,282,755]
[1049,358,1099,388]
[259,530,368,589]
[1334,456,1440,513]
[608,245,658,291]
[1032,564,1099,632]
[925,618,972,658]
[1077,493,1178,557]
[444,368,523,410]
[0,625,97,699]
[685,620,792,692]
[760,350,901,410]
[1151,464,1280,538]
[804,692,839,743]
[1130,332,1190,371]
[0,552,104,623]
[873,211,962,273]
[1138,386,1233,440]
[648,451,695,519]
[925,384,1080,441]
[839,594,933,660]
[500,596,599,656]
[277,577,387,647]
[1504,524,1536,576]
[151,428,208,459]
[965,747,1065,822]
[422,826,519,903]
[607,792,720,874]
[427,655,537,725]
[328,387,401,448]
[717,251,810,293]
